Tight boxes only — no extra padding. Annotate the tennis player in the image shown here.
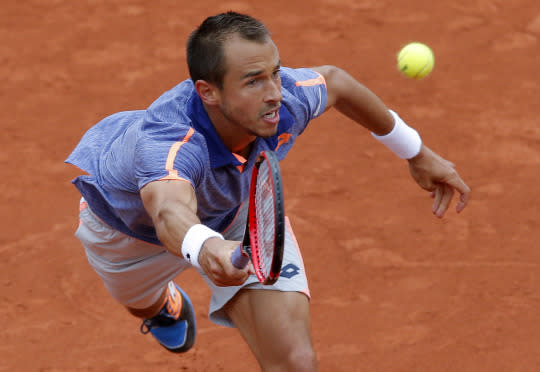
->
[66,11,470,371]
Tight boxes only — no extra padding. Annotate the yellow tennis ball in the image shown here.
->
[397,42,435,79]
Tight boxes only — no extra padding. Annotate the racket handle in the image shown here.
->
[231,245,249,269]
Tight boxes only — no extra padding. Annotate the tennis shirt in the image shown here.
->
[66,67,327,245]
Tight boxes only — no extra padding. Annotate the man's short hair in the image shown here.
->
[186,12,271,88]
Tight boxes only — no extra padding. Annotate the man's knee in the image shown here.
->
[263,344,318,372]
[286,345,318,372]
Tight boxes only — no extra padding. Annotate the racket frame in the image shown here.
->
[231,150,285,285]
[248,151,285,284]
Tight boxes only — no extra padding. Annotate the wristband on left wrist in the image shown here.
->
[371,110,422,159]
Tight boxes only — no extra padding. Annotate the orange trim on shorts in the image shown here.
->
[78,200,88,226]
[161,128,195,180]
[294,72,326,88]
[79,200,88,212]
[285,217,311,298]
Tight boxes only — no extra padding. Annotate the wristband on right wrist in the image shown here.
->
[371,110,422,159]
[181,224,223,270]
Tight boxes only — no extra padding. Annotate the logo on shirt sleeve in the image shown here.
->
[275,133,293,152]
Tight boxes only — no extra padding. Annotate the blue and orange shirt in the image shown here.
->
[66,67,327,245]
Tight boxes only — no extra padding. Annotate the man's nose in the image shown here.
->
[265,80,282,103]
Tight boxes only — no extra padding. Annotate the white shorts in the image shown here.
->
[75,199,310,328]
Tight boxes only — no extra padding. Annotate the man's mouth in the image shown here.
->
[264,111,278,119]
[262,103,281,122]
[262,108,280,125]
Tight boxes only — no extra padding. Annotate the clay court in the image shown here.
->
[2,0,539,371]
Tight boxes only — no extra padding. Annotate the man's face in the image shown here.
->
[217,35,282,138]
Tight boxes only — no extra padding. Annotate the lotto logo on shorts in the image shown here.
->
[280,264,300,279]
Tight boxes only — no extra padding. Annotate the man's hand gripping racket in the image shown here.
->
[231,150,285,285]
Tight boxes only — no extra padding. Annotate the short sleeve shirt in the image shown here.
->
[66,67,327,245]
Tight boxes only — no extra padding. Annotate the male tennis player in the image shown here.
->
[66,11,470,371]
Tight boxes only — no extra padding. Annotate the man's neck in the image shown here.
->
[203,103,256,158]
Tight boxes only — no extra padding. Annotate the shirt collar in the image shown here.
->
[189,94,242,169]
[188,93,294,169]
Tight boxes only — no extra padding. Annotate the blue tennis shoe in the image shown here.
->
[140,281,196,353]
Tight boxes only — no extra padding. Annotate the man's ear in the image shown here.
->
[195,80,219,106]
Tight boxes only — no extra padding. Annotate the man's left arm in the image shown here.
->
[312,65,470,217]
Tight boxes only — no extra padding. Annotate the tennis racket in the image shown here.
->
[231,150,285,285]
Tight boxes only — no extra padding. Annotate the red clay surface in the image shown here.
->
[2,1,539,371]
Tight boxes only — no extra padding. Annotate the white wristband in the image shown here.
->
[371,110,422,159]
[181,224,224,270]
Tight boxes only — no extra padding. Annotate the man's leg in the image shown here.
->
[137,281,197,353]
[224,289,318,372]
[126,287,167,318]
[75,199,195,352]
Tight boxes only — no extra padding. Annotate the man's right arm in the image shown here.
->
[141,179,200,255]
[140,180,249,286]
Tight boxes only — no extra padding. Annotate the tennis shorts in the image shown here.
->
[75,198,310,328]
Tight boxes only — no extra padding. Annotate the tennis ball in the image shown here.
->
[397,42,434,79]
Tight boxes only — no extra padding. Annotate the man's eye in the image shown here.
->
[247,79,258,85]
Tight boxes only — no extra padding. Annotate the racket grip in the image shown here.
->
[231,245,249,269]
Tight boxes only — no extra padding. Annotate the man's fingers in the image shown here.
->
[434,184,455,218]
[210,261,250,287]
[432,186,442,215]
[213,271,249,287]
[456,191,469,213]
[431,179,470,217]
[447,173,471,213]
[454,178,471,213]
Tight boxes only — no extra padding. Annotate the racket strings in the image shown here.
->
[254,162,276,277]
